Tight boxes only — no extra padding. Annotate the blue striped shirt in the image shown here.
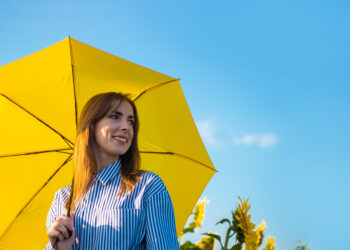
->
[45,160,179,249]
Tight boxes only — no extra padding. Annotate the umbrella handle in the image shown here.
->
[67,177,74,217]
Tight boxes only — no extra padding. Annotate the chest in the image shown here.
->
[72,182,146,248]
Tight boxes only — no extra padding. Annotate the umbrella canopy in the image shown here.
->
[0,37,216,249]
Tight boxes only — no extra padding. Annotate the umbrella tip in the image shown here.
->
[67,35,74,42]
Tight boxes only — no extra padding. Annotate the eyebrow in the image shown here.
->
[109,111,135,119]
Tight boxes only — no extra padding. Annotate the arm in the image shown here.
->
[145,190,179,250]
[45,191,75,250]
[45,192,58,250]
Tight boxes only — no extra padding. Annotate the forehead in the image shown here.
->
[108,100,134,115]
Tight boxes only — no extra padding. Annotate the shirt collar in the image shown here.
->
[95,159,121,185]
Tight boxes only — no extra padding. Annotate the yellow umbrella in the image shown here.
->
[0,37,216,249]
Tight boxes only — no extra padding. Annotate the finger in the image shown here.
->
[49,222,66,239]
[48,230,64,241]
[67,216,75,231]
[58,215,75,231]
[55,224,70,238]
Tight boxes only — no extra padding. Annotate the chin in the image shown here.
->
[113,150,129,156]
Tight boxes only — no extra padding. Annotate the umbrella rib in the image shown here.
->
[140,151,217,172]
[68,36,78,127]
[0,94,74,147]
[63,137,74,150]
[0,148,72,158]
[133,79,179,102]
[1,154,73,238]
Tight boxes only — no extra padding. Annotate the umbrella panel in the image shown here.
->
[0,95,71,156]
[0,159,73,250]
[141,153,213,234]
[0,40,76,143]
[0,153,72,237]
[70,37,175,119]
[136,80,213,168]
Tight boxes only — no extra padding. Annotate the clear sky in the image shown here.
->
[1,0,349,249]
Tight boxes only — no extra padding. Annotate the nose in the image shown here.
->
[120,119,130,131]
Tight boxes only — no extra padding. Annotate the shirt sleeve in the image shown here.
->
[144,190,179,249]
[44,192,59,250]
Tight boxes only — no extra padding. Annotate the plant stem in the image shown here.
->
[223,227,232,249]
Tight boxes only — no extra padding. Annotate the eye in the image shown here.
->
[109,114,119,119]
[128,120,135,126]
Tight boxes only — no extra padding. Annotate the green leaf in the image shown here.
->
[188,222,196,230]
[216,218,231,227]
[182,228,195,234]
[229,231,235,238]
[189,222,196,226]
[203,233,221,242]
[180,241,201,250]
[230,243,242,250]
[293,240,310,250]
[203,233,223,248]
[224,225,235,240]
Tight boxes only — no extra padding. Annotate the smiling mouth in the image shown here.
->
[112,136,127,142]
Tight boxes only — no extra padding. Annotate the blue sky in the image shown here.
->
[1,0,349,249]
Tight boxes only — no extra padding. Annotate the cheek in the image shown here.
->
[95,127,108,142]
[130,129,134,140]
[127,130,134,146]
[94,131,103,146]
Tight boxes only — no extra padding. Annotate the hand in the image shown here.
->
[48,214,75,250]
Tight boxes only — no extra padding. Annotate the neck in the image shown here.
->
[94,152,119,173]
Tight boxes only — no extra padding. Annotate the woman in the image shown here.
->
[45,92,179,250]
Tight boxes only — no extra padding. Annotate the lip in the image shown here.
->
[112,135,128,144]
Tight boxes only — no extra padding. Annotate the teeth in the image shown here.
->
[114,136,126,142]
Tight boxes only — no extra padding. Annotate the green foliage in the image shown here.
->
[231,243,243,250]
[179,197,310,250]
[180,241,202,250]
[202,233,223,248]
[231,210,244,245]
[294,240,310,250]
[179,199,215,250]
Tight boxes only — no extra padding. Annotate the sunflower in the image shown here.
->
[193,198,210,231]
[233,197,257,250]
[263,236,275,250]
[195,234,216,250]
[255,220,267,247]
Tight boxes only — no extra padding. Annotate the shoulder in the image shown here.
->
[138,171,168,199]
[53,185,71,204]
[47,185,71,217]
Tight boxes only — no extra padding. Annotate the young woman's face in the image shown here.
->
[94,100,135,163]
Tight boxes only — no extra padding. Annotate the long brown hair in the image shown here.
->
[66,92,141,213]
